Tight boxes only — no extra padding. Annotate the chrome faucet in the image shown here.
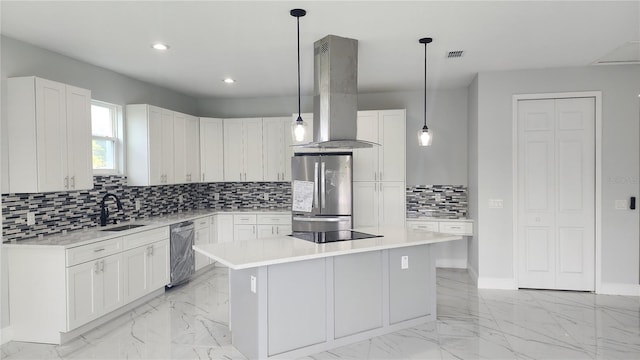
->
[100,193,123,226]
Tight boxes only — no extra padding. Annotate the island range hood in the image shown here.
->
[299,35,379,149]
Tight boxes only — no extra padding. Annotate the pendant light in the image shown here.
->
[291,8,307,142]
[418,37,433,146]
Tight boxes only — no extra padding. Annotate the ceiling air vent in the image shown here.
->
[447,50,464,58]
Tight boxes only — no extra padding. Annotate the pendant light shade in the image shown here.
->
[291,8,307,143]
[418,37,433,147]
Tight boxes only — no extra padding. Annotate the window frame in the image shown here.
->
[91,100,124,175]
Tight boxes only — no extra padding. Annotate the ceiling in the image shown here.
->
[1,1,639,99]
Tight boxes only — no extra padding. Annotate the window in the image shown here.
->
[91,100,123,174]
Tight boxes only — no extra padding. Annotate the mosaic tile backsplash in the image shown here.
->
[2,175,291,242]
[2,177,467,242]
[406,185,467,219]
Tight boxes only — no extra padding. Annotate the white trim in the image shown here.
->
[0,326,13,345]
[512,91,602,291]
[598,283,640,296]
[477,277,517,290]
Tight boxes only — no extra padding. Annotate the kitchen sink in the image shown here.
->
[100,224,146,232]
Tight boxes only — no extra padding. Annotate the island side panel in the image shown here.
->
[333,251,384,338]
[229,267,268,359]
[388,245,435,324]
[267,258,327,356]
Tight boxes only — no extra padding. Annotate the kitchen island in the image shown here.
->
[193,226,461,359]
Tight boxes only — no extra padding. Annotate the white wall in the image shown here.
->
[475,65,640,289]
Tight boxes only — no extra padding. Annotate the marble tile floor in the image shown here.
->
[2,267,639,359]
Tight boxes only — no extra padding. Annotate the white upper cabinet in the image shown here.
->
[263,117,291,181]
[174,112,200,183]
[354,109,405,182]
[223,118,263,182]
[126,104,176,186]
[200,118,224,182]
[7,76,93,193]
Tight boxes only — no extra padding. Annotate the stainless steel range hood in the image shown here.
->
[299,35,378,149]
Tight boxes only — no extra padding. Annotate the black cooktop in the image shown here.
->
[290,230,381,244]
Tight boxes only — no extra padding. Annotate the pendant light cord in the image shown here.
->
[297,15,302,121]
[423,40,427,130]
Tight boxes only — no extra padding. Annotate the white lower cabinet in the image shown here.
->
[66,252,124,330]
[215,214,234,243]
[195,216,212,271]
[234,213,292,241]
[7,226,171,344]
[234,224,257,241]
[353,181,405,228]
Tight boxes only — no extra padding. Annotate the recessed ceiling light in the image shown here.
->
[223,78,235,84]
[152,43,170,51]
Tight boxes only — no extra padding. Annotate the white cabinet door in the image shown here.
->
[148,239,170,291]
[173,112,188,183]
[36,78,68,192]
[353,182,379,228]
[379,110,405,182]
[243,118,264,181]
[66,260,99,329]
[379,182,406,226]
[223,120,244,181]
[195,220,212,271]
[185,115,200,183]
[123,245,149,304]
[257,224,275,238]
[98,253,124,315]
[234,225,257,241]
[263,117,286,181]
[275,224,292,236]
[353,111,379,182]
[160,109,175,184]
[216,214,234,243]
[200,118,225,182]
[147,105,165,185]
[65,84,93,191]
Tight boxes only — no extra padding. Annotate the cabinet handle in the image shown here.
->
[70,176,75,189]
[94,261,100,274]
[244,173,247,181]
[379,171,383,181]
[240,172,242,181]
[94,248,105,252]
[202,173,205,182]
[374,172,377,181]
[64,176,69,189]
[100,260,105,272]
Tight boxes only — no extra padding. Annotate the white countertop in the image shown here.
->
[193,226,462,270]
[3,209,291,249]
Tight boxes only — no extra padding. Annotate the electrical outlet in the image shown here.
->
[263,193,269,201]
[26,212,35,226]
[178,194,184,203]
[489,199,504,208]
[214,193,220,201]
[401,256,409,270]
[615,200,627,210]
[135,199,141,211]
[250,275,257,293]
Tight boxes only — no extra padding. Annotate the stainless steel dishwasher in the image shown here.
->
[167,221,195,287]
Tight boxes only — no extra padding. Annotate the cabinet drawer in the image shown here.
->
[195,216,211,229]
[66,238,123,267]
[234,214,257,225]
[407,221,439,232]
[257,214,291,225]
[439,222,473,236]
[123,227,170,250]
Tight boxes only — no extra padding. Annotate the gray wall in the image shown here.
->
[467,75,479,278]
[198,89,470,186]
[475,65,640,286]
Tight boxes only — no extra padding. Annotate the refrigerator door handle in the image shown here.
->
[321,161,326,209]
[293,216,349,222]
[314,161,319,209]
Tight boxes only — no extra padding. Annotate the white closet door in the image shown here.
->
[517,97,595,291]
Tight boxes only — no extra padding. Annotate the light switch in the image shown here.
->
[489,199,504,208]
[615,200,627,210]
[401,256,409,270]
[250,275,257,293]
[135,199,141,211]
[263,193,269,201]
[214,193,220,201]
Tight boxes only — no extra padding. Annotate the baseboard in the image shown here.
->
[477,276,517,290]
[436,258,467,269]
[0,326,13,345]
[598,282,640,296]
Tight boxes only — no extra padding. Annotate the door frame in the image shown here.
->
[512,91,602,292]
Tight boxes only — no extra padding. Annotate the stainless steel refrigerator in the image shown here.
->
[291,152,353,232]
